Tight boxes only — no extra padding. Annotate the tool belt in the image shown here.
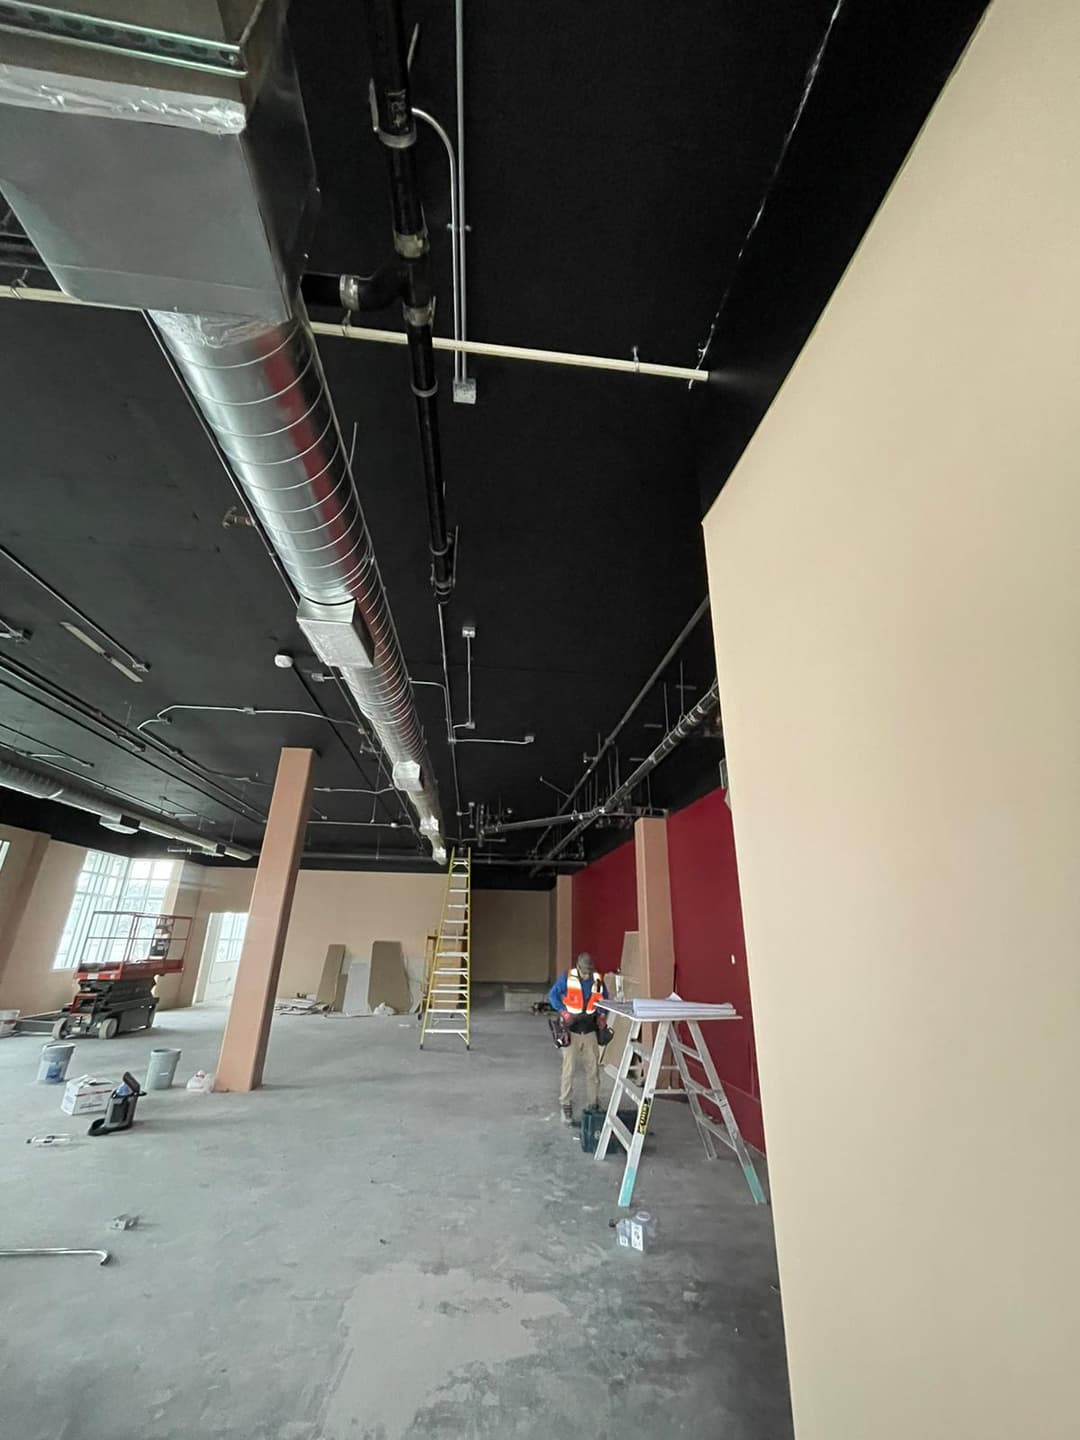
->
[550,1016,613,1048]
[548,1015,571,1048]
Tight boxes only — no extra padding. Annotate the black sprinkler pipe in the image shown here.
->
[534,680,722,871]
[301,262,406,313]
[360,0,455,605]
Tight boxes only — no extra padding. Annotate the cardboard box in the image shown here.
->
[60,1075,113,1116]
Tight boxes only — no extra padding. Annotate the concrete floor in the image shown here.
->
[0,997,791,1440]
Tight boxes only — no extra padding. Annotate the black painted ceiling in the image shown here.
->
[0,1,986,883]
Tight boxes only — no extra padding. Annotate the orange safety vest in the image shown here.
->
[564,968,604,1016]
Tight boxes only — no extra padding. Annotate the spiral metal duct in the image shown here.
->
[150,308,445,853]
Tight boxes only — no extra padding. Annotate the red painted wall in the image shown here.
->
[667,788,764,1151]
[571,838,637,975]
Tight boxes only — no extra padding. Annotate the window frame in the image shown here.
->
[53,850,175,970]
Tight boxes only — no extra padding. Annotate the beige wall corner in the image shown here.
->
[0,823,50,1004]
[215,748,315,1092]
[0,833,87,1016]
[156,859,213,1011]
[633,817,674,999]
[701,2,1080,1436]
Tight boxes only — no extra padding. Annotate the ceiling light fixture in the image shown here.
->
[99,815,139,835]
[273,651,294,669]
[0,614,30,642]
[61,622,144,684]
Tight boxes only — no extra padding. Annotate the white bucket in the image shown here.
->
[37,1042,75,1084]
[145,1047,182,1090]
[0,1009,19,1038]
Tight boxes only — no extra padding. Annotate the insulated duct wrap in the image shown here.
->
[0,756,121,820]
[0,755,252,859]
[151,308,444,849]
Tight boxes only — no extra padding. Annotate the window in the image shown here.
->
[215,910,248,966]
[197,911,248,1004]
[119,858,175,914]
[54,851,174,969]
[0,838,9,873]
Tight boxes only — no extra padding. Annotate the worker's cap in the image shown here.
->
[576,952,595,973]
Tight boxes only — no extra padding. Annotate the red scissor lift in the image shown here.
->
[51,911,191,1040]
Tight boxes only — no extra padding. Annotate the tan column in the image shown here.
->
[553,874,573,976]
[215,747,314,1092]
[634,817,674,998]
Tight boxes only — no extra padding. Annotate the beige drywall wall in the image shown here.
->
[190,867,551,994]
[0,828,208,1016]
[701,3,1080,1437]
[470,889,551,982]
[0,822,49,997]
[188,866,447,999]
[0,833,88,1016]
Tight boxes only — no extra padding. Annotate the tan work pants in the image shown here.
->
[560,1029,601,1110]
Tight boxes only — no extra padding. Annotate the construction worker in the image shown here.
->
[548,952,610,1125]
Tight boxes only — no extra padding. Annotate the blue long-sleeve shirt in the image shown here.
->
[549,970,609,1032]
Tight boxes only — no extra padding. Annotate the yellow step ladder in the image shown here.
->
[419,847,471,1049]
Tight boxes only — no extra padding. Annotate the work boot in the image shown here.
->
[561,1106,573,1125]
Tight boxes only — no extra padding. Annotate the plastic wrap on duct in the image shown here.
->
[0,63,245,134]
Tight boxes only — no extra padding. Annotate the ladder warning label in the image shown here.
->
[637,1099,651,1134]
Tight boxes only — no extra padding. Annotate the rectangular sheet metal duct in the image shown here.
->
[0,2,315,320]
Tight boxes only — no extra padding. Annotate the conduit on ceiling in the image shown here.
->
[0,285,707,384]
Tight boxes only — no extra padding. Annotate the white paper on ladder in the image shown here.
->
[598,992,739,1020]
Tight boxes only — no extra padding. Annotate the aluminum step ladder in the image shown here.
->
[595,1017,766,1206]
[419,847,471,1050]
